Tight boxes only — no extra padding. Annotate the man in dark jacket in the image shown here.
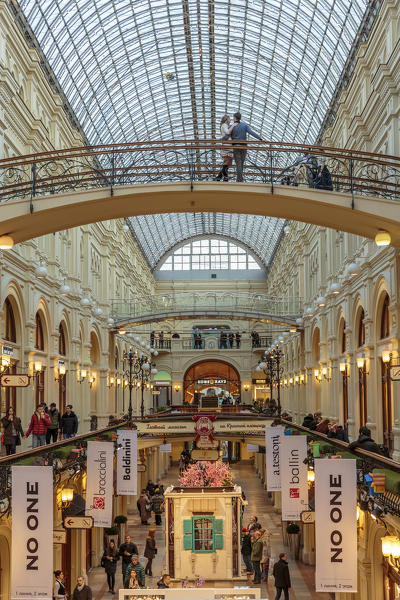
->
[119,535,138,580]
[302,414,314,428]
[241,528,253,573]
[151,488,165,525]
[272,553,291,599]
[157,574,171,588]
[222,112,263,182]
[349,427,384,455]
[46,402,60,444]
[72,577,92,600]
[61,405,78,439]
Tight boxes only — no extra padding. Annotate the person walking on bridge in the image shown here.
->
[223,112,263,182]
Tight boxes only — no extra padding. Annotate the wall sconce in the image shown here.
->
[289,377,293,385]
[124,379,129,387]
[174,384,181,392]
[283,379,288,386]
[300,374,305,385]
[382,535,400,567]
[339,362,349,376]
[55,361,66,382]
[243,383,250,392]
[89,372,96,387]
[314,368,320,382]
[357,356,365,369]
[78,369,87,383]
[34,361,42,373]
[108,376,115,387]
[321,366,331,381]
[307,469,315,484]
[116,377,121,386]
[294,376,299,385]
[57,487,74,510]
[0,355,11,371]
[382,350,391,364]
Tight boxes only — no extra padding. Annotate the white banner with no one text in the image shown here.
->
[315,458,357,593]
[85,441,114,527]
[117,430,138,495]
[11,466,53,600]
[265,426,284,491]
[280,435,308,520]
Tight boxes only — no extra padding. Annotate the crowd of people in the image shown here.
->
[1,402,79,454]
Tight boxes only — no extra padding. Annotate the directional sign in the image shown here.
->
[53,530,67,544]
[1,374,30,387]
[191,449,219,461]
[390,366,400,381]
[137,464,146,472]
[63,516,94,529]
[301,510,315,524]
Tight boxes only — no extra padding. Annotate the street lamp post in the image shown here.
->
[122,348,136,425]
[257,346,284,417]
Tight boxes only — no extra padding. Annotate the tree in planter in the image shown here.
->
[114,515,128,544]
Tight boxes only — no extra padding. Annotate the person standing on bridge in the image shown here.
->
[215,114,237,181]
[223,112,263,182]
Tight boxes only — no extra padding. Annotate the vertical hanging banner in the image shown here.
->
[280,435,308,520]
[85,441,114,527]
[11,466,53,600]
[117,429,137,495]
[265,426,284,491]
[315,459,357,593]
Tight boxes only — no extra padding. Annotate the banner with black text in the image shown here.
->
[315,459,357,593]
[11,466,53,600]
[280,435,308,520]
[85,441,114,527]
[117,429,137,495]
[265,426,284,491]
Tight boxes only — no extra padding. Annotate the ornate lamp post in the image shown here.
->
[257,346,284,417]
[123,349,157,422]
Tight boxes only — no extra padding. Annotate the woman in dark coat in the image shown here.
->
[1,406,24,455]
[101,540,119,594]
[144,529,157,576]
[315,159,333,190]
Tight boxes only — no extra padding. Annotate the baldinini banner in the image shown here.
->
[85,441,114,527]
[315,459,357,593]
[265,426,284,491]
[117,429,137,495]
[11,466,53,600]
[280,435,308,520]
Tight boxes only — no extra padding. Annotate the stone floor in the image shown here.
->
[88,462,329,600]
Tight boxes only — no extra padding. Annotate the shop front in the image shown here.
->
[183,360,241,405]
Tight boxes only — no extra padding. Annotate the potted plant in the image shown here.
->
[114,514,128,543]
[286,522,301,560]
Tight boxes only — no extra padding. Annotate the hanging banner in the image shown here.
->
[11,466,53,600]
[117,429,137,495]
[280,435,308,520]
[85,441,114,527]
[265,426,284,491]
[315,459,357,593]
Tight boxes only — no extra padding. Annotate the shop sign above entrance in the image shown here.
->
[197,378,226,385]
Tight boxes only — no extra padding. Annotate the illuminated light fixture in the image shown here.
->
[347,262,361,276]
[322,367,327,376]
[307,469,315,483]
[118,329,127,335]
[151,367,158,375]
[61,488,74,505]
[375,230,391,247]
[382,349,391,363]
[94,307,103,316]
[339,362,347,372]
[357,357,365,369]
[79,369,87,383]
[59,364,66,376]
[60,282,70,295]
[0,235,14,249]
[289,327,297,333]
[289,377,293,384]
[34,361,42,372]
[314,368,320,378]
[382,536,394,557]
[296,317,304,326]
[174,384,180,392]
[330,282,341,294]
[153,350,158,356]
[1,355,10,368]
[357,504,360,521]
[116,378,121,386]
[109,376,115,386]
[317,296,326,307]
[243,383,250,392]
[35,264,48,278]
[107,317,114,325]
[300,374,305,384]
[371,506,383,521]
[391,538,400,559]
[80,297,91,307]
[295,376,299,384]
[284,379,288,386]
[142,362,150,371]
[124,379,128,387]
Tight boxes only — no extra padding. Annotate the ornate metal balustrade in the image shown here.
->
[0,140,399,203]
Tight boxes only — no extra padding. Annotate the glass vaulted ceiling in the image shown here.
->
[18,0,368,269]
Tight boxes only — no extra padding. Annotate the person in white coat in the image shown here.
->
[215,115,237,181]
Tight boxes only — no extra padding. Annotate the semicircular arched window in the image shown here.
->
[4,298,16,343]
[159,239,262,271]
[380,294,390,340]
[357,308,365,348]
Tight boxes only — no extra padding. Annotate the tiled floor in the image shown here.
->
[88,463,329,600]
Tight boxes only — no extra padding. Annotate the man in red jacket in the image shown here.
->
[26,404,51,447]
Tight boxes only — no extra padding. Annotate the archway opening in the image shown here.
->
[183,360,241,405]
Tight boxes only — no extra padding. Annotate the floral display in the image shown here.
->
[179,460,233,487]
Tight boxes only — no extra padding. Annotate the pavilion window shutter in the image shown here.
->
[215,518,223,549]
[183,519,193,550]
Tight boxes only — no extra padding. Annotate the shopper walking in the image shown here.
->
[222,112,262,182]
[53,570,67,600]
[60,405,78,439]
[144,528,157,576]
[1,406,24,455]
[241,527,253,573]
[25,404,51,447]
[251,530,263,584]
[151,488,165,525]
[273,552,291,600]
[101,540,119,594]
[72,577,92,600]
[124,555,145,588]
[119,535,138,582]
[138,489,151,525]
[46,402,61,444]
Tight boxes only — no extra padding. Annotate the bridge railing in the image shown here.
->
[0,140,399,202]
[111,292,303,322]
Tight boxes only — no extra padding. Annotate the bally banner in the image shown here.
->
[265,426,284,491]
[280,435,308,520]
[315,459,357,593]
[117,429,137,495]
[85,441,114,527]
[11,466,53,600]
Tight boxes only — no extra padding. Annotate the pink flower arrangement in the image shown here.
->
[179,461,233,487]
[182,575,205,588]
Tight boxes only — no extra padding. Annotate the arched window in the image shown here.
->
[59,323,66,355]
[339,319,346,354]
[380,294,390,339]
[357,308,365,348]
[4,298,16,343]
[35,312,44,351]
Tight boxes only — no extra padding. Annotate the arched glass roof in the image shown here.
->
[18,0,368,145]
[130,213,284,270]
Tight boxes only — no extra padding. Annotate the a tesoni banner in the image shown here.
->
[280,435,308,520]
[11,466,53,600]
[265,426,284,491]
[315,459,357,593]
[117,429,137,495]
[85,441,114,527]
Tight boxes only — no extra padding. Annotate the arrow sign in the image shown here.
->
[63,516,94,529]
[1,374,30,387]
